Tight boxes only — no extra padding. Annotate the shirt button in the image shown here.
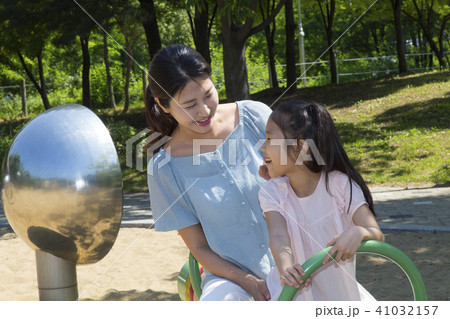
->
[241,201,246,206]
[260,244,266,248]
[251,223,255,227]
[220,164,224,168]
[229,181,234,185]
[222,173,226,177]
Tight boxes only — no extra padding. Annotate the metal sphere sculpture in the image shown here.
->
[1,104,123,300]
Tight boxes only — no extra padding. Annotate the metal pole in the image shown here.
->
[297,0,307,86]
[35,250,78,301]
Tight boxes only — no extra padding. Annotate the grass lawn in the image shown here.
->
[251,71,449,188]
[1,71,449,192]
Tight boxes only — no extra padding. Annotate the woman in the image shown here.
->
[146,44,274,300]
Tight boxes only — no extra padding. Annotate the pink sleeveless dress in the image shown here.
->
[259,171,375,301]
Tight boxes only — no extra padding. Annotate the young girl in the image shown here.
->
[258,100,384,301]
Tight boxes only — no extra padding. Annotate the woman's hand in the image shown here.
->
[242,275,271,301]
[259,165,271,180]
[323,226,364,264]
[280,264,311,289]
[179,224,272,300]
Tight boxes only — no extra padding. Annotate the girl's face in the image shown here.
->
[260,118,297,178]
[161,77,219,136]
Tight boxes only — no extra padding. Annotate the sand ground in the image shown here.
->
[0,228,448,301]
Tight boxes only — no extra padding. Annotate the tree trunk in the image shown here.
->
[188,1,216,65]
[410,29,421,67]
[260,0,278,89]
[417,27,426,67]
[265,24,279,89]
[325,13,338,84]
[221,30,250,101]
[317,0,337,84]
[218,0,286,101]
[139,0,162,60]
[357,20,373,57]
[428,40,445,68]
[80,34,91,108]
[328,37,338,84]
[37,51,51,110]
[428,49,434,69]
[123,39,133,114]
[421,29,445,68]
[103,33,116,109]
[285,0,296,90]
[390,0,408,73]
[437,15,449,69]
[405,0,447,69]
[370,26,380,56]
[17,51,51,110]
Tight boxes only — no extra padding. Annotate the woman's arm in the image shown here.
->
[178,223,271,300]
[265,211,308,289]
[323,204,385,264]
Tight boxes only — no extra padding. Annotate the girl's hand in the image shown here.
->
[323,226,364,264]
[259,165,271,180]
[280,264,311,289]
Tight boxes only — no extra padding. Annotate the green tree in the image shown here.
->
[316,0,338,83]
[185,0,218,65]
[103,32,117,109]
[390,0,408,73]
[403,0,449,69]
[48,0,113,108]
[285,0,297,90]
[259,0,279,89]
[138,0,162,60]
[112,0,144,113]
[217,0,286,101]
[0,0,52,109]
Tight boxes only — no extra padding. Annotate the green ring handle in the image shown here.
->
[189,252,203,299]
[278,240,427,301]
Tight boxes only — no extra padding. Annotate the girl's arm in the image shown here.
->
[265,211,309,289]
[178,223,271,301]
[323,204,385,264]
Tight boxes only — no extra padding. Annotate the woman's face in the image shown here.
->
[162,77,219,136]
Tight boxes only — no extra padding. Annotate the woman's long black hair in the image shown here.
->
[145,44,212,147]
[270,100,375,215]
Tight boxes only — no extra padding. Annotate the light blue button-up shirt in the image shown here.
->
[147,100,275,281]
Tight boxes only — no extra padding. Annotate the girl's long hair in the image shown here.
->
[270,101,375,215]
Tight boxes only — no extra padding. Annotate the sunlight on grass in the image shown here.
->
[329,71,449,187]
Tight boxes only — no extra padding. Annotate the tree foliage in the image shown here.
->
[0,0,448,114]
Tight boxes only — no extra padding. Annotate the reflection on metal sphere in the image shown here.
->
[2,104,123,265]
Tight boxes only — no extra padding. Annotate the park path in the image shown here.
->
[1,186,449,232]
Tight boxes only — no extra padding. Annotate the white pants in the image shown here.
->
[199,277,253,301]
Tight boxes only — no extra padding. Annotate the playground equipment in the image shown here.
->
[1,104,123,300]
[178,240,427,301]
